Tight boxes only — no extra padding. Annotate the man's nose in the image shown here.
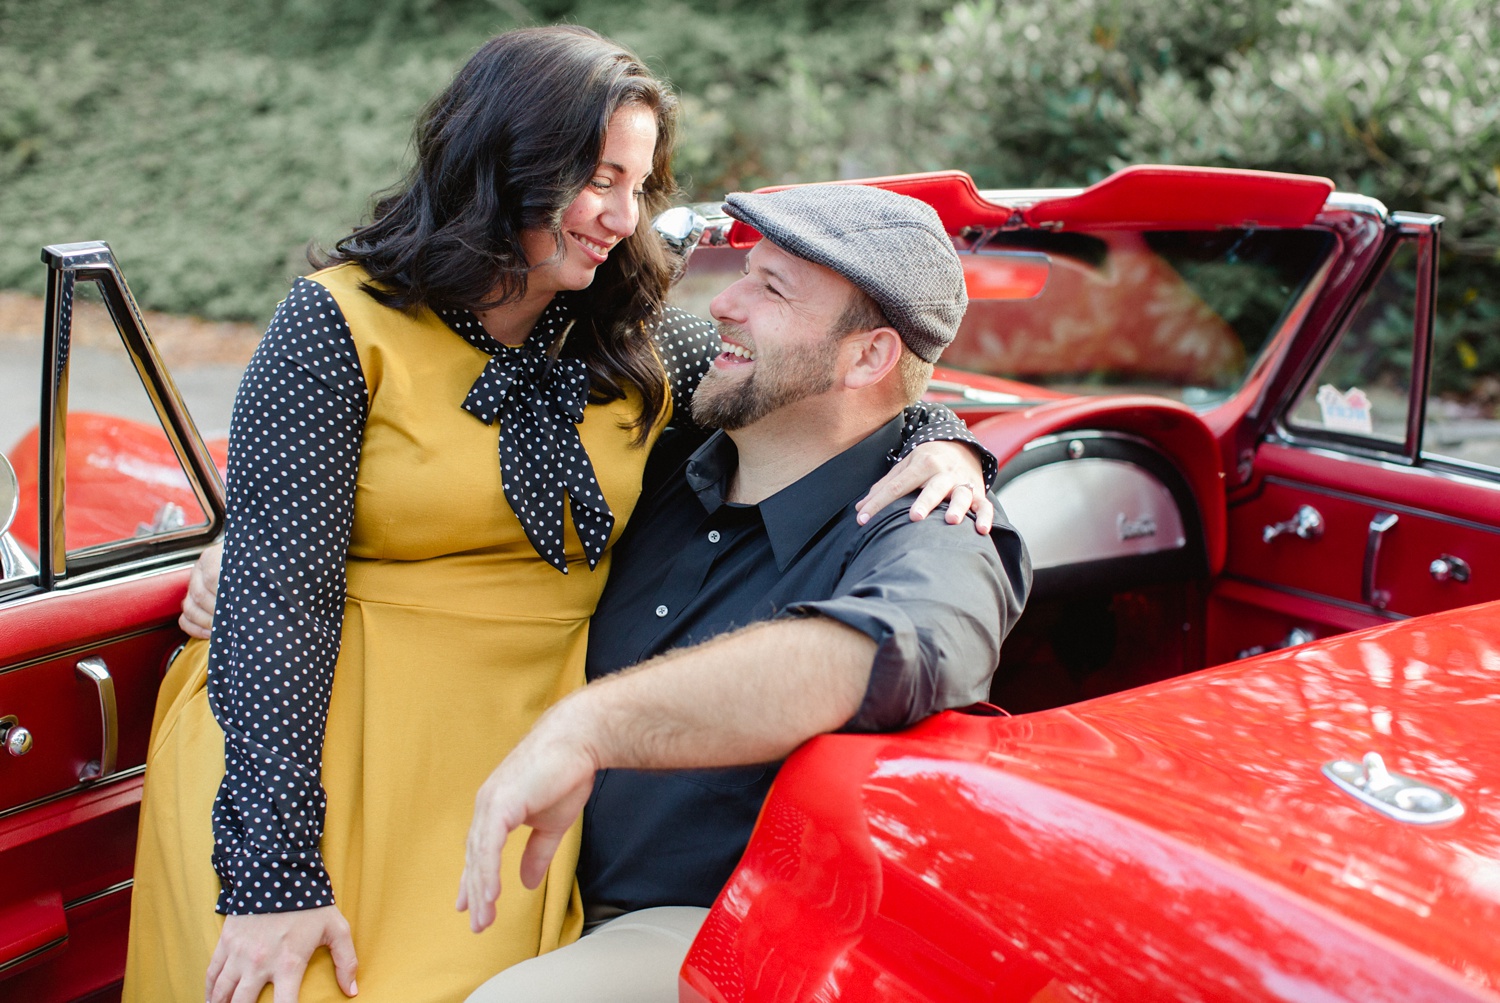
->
[708,279,746,324]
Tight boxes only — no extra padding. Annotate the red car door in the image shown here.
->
[1213,213,1500,662]
[0,243,223,1001]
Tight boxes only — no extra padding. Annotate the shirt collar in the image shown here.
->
[434,293,577,356]
[684,414,905,571]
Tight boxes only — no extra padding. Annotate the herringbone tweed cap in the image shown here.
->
[722,184,966,363]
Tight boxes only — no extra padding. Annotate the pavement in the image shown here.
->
[0,291,259,455]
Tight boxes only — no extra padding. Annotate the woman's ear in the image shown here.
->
[841,327,904,391]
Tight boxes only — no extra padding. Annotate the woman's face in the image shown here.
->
[522,103,659,296]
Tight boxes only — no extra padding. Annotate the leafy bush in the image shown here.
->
[0,0,1495,408]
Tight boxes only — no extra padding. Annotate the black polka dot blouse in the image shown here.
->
[204,279,991,914]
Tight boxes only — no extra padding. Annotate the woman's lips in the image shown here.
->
[569,232,613,264]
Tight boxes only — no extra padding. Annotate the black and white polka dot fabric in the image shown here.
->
[207,278,364,914]
[204,280,990,914]
[449,298,613,572]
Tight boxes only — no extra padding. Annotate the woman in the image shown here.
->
[124,25,988,1003]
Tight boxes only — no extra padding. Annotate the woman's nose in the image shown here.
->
[603,189,639,237]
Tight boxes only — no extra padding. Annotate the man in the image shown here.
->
[179,184,1029,1000]
[457,184,1030,1000]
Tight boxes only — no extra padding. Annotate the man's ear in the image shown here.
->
[841,327,904,391]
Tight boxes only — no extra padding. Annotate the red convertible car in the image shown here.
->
[2,165,1498,1001]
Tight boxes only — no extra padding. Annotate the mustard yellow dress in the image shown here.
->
[124,264,673,1001]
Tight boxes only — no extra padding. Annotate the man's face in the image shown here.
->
[692,241,853,430]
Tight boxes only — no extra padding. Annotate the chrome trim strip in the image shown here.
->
[1217,573,1406,621]
[0,764,144,822]
[0,551,201,618]
[978,187,1081,207]
[40,264,72,587]
[1258,474,1500,536]
[0,625,168,677]
[64,879,133,911]
[0,934,68,975]
[1419,452,1500,483]
[38,242,226,589]
[1268,438,1500,490]
[1324,192,1389,221]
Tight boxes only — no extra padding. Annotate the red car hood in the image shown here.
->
[687,602,1500,1001]
[963,599,1500,992]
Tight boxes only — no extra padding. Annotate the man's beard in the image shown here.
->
[690,322,842,430]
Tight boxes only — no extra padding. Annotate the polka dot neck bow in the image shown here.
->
[440,299,614,573]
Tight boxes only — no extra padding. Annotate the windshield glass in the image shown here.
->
[942,228,1337,407]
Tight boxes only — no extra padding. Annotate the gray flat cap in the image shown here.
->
[723,184,966,363]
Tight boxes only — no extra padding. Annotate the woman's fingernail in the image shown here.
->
[857,512,870,524]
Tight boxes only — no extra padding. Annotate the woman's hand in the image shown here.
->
[179,542,224,639]
[856,440,994,534]
[206,906,358,1003]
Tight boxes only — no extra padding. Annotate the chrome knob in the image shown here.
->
[0,714,31,757]
[1429,555,1471,583]
[1263,504,1324,543]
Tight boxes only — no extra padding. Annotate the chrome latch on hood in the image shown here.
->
[1323,752,1463,825]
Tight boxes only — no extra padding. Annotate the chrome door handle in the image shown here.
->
[1263,504,1324,543]
[1363,512,1399,609]
[1430,554,1471,583]
[76,657,117,781]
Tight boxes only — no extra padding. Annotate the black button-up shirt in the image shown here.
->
[579,415,1031,912]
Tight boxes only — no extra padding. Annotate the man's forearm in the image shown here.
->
[560,616,877,772]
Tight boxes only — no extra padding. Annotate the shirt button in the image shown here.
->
[655,605,669,618]
[707,530,721,543]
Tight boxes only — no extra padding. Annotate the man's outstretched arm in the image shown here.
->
[455,615,876,933]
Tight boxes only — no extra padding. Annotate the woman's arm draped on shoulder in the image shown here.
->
[892,401,998,488]
[206,279,368,915]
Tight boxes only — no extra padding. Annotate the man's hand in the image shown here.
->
[457,708,598,934]
[857,440,994,534]
[179,541,223,639]
[206,906,358,1003]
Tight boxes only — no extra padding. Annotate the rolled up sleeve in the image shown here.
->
[784,498,1030,733]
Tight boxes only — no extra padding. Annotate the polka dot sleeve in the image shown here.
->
[650,306,719,424]
[205,278,368,915]
[893,401,1000,489]
[646,306,996,484]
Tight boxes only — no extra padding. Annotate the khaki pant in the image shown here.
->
[465,907,710,1002]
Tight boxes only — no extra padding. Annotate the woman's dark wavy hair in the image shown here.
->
[320,25,679,440]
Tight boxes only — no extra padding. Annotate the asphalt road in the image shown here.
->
[0,338,247,456]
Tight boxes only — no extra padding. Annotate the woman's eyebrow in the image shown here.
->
[597,160,628,175]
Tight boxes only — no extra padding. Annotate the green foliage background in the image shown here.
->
[1,0,1496,394]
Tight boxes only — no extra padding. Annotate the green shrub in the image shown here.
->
[0,0,1495,407]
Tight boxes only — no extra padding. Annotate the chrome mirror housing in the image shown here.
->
[653,206,708,254]
[653,206,709,280]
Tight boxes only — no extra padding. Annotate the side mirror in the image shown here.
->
[653,206,709,279]
[0,453,37,580]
